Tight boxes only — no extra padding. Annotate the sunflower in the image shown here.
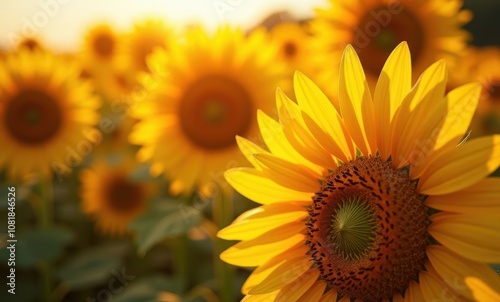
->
[469,47,500,135]
[310,0,471,96]
[82,23,121,65]
[0,50,100,180]
[130,26,286,196]
[125,19,173,72]
[269,22,316,79]
[218,42,500,301]
[16,36,44,52]
[79,157,153,235]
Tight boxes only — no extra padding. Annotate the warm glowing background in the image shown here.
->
[0,0,326,51]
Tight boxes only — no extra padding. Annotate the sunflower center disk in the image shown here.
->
[354,5,424,76]
[94,34,115,58]
[487,80,500,101]
[282,41,298,58]
[179,75,253,150]
[105,177,145,213]
[4,89,63,145]
[306,157,428,301]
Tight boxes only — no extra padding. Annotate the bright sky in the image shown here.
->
[0,0,328,52]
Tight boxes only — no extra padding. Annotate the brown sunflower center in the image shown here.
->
[179,75,253,150]
[282,41,298,58]
[105,176,145,214]
[354,5,424,76]
[19,38,41,51]
[486,80,500,102]
[94,34,115,59]
[306,157,428,301]
[4,89,63,145]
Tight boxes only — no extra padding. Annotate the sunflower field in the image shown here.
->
[1,0,500,301]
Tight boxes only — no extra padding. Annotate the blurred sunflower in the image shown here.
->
[125,19,173,72]
[80,157,153,235]
[16,36,44,52]
[99,61,139,101]
[470,47,500,135]
[82,23,121,65]
[269,22,315,78]
[0,50,100,180]
[219,43,500,301]
[130,26,286,196]
[310,0,471,93]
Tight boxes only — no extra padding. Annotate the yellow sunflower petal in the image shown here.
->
[294,71,355,161]
[257,110,311,167]
[236,136,268,170]
[242,291,279,302]
[248,255,312,295]
[275,269,320,302]
[373,42,411,161]
[425,178,500,217]
[429,213,500,263]
[276,88,337,170]
[404,280,424,302]
[224,168,313,205]
[218,203,307,241]
[465,277,500,302]
[391,60,447,168]
[254,153,320,193]
[392,293,404,302]
[337,296,351,302]
[409,82,481,178]
[319,290,338,302]
[220,233,305,267]
[338,44,377,156]
[297,281,327,302]
[242,244,309,294]
[419,270,461,302]
[418,135,500,195]
[426,245,500,301]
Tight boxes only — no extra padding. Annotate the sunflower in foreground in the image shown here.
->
[130,26,286,195]
[219,42,500,301]
[310,0,471,98]
[0,50,100,180]
[80,157,153,235]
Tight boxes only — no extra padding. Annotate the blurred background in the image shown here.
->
[0,0,499,302]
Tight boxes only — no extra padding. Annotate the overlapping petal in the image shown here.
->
[338,45,377,156]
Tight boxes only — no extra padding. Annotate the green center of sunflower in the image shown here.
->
[306,157,428,301]
[374,30,397,53]
[354,5,424,76]
[4,89,63,145]
[179,75,253,150]
[105,176,145,214]
[329,197,377,260]
[204,100,228,124]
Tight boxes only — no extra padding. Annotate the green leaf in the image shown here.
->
[114,275,181,302]
[57,242,129,290]
[12,227,73,268]
[129,200,201,255]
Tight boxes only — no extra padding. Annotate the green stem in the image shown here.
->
[172,233,190,294]
[38,178,53,302]
[213,190,234,302]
